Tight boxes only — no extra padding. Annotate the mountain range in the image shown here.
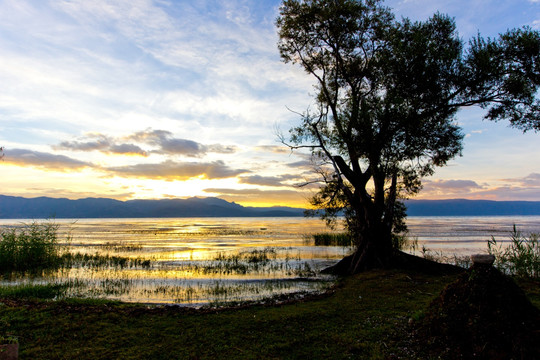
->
[0,195,305,219]
[1,195,540,219]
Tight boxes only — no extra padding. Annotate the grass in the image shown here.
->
[101,242,143,252]
[0,268,536,359]
[62,253,151,269]
[488,225,540,278]
[0,221,67,272]
[0,283,68,299]
[0,220,153,275]
[310,232,353,246]
[179,248,315,277]
[0,222,327,304]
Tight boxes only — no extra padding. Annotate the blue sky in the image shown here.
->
[0,0,539,207]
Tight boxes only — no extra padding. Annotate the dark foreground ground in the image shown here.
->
[0,269,538,359]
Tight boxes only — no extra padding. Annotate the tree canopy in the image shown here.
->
[276,0,540,273]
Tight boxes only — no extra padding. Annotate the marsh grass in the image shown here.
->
[0,222,331,305]
[0,221,67,273]
[0,243,328,305]
[61,253,151,269]
[488,225,540,278]
[0,283,67,299]
[393,232,419,253]
[184,247,315,277]
[101,242,143,252]
[310,232,353,246]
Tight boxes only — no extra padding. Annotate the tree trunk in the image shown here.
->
[322,218,394,275]
[321,210,464,275]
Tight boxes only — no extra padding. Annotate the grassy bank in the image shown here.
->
[0,269,537,359]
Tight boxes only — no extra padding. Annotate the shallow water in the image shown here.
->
[1,216,539,305]
[0,217,346,305]
[406,216,540,256]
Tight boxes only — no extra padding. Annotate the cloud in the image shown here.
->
[238,174,301,187]
[465,186,540,201]
[286,160,315,169]
[2,148,91,171]
[55,129,237,157]
[126,129,237,156]
[416,179,485,199]
[203,187,308,207]
[12,188,135,201]
[510,173,540,187]
[55,133,148,156]
[107,160,249,181]
[418,174,540,201]
[423,179,483,190]
[500,173,540,187]
[255,145,291,154]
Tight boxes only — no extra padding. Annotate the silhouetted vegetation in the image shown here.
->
[312,232,353,246]
[488,226,540,278]
[0,221,66,272]
[277,0,540,274]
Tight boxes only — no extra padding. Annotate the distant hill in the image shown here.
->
[1,195,540,219]
[0,195,305,219]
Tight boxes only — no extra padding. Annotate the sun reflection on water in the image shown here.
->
[0,217,347,305]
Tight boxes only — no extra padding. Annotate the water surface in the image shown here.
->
[1,216,539,305]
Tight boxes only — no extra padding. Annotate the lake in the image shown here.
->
[1,216,539,306]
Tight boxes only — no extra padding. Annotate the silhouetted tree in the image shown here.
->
[277,0,540,274]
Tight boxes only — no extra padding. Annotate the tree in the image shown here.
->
[276,0,540,274]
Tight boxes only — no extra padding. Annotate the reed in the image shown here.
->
[311,232,353,246]
[488,225,540,278]
[61,253,151,269]
[0,283,67,299]
[0,221,68,272]
[101,242,143,252]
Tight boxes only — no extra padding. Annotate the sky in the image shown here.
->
[0,0,539,208]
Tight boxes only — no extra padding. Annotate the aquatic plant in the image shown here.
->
[0,221,68,272]
[62,253,151,270]
[200,248,281,275]
[0,283,68,299]
[488,225,540,278]
[310,232,353,247]
[101,242,143,252]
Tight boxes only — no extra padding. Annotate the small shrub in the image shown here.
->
[488,225,540,278]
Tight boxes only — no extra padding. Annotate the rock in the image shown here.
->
[470,254,495,265]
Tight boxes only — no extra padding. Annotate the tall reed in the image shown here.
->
[0,221,67,272]
[488,225,540,278]
[311,232,353,246]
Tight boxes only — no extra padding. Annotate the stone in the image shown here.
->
[470,254,495,265]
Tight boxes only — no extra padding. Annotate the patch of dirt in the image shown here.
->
[414,264,540,359]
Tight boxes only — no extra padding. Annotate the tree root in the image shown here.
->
[321,250,464,276]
